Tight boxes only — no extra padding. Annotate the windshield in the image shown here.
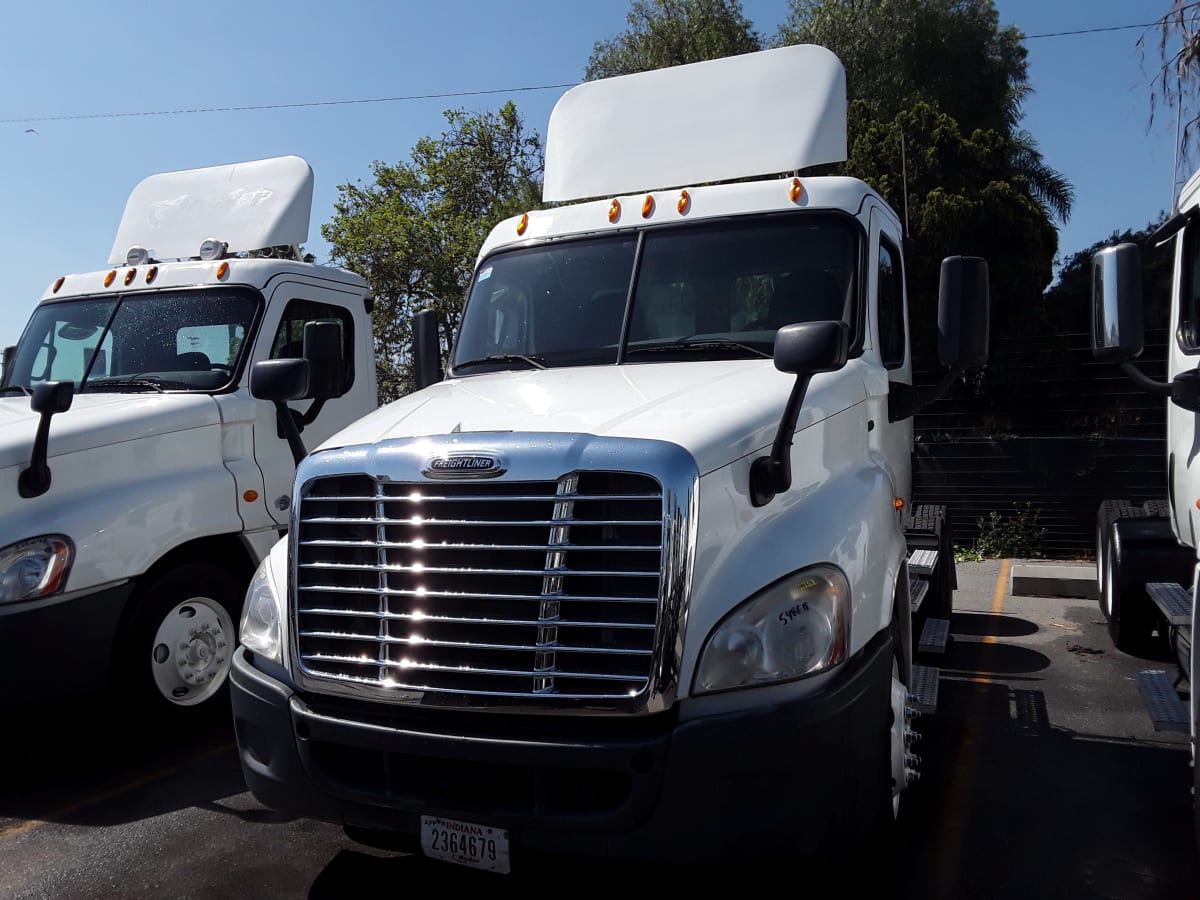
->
[452,214,860,374]
[0,288,261,394]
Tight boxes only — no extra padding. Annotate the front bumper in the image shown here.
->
[232,629,893,866]
[0,582,135,706]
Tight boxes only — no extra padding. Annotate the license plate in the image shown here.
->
[420,815,511,874]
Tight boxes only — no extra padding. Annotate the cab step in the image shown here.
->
[1135,669,1189,733]
[1146,582,1192,626]
[918,617,950,655]
[909,663,939,714]
[908,548,938,576]
[909,575,929,613]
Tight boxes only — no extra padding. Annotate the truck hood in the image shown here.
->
[319,361,866,475]
[0,392,220,472]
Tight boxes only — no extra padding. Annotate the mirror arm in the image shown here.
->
[889,364,965,422]
[1119,361,1172,396]
[273,402,308,466]
[18,412,56,498]
[749,374,814,508]
[298,398,327,429]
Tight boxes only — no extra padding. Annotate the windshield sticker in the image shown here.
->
[478,266,493,282]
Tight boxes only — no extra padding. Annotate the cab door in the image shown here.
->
[249,281,366,527]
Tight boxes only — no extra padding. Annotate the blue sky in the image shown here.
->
[0,0,1181,348]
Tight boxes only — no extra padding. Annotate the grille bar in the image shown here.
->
[298,584,658,603]
[301,653,650,682]
[300,539,662,553]
[299,562,658,578]
[297,607,656,629]
[300,632,654,656]
[304,492,661,503]
[302,516,663,527]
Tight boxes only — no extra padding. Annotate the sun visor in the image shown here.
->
[543,44,847,203]
[108,155,314,264]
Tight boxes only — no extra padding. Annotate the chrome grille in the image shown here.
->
[293,471,665,701]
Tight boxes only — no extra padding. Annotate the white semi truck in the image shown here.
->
[232,45,989,871]
[0,155,377,717]
[1090,166,1200,849]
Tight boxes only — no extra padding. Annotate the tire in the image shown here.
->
[1105,530,1165,656]
[867,628,910,845]
[116,563,244,718]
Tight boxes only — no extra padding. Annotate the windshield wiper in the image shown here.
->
[82,378,166,393]
[454,354,547,372]
[0,385,31,396]
[626,339,772,359]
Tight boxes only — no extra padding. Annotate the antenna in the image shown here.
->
[1173,74,1183,212]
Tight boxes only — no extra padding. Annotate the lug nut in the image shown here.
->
[905,752,921,768]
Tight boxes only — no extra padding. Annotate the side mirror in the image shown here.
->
[19,380,74,499]
[937,256,990,369]
[1091,243,1144,362]
[250,358,310,402]
[302,320,345,400]
[413,308,444,390]
[750,321,849,507]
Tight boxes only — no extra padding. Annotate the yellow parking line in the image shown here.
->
[0,741,234,841]
[931,557,1010,898]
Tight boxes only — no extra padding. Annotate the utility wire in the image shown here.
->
[0,19,1181,126]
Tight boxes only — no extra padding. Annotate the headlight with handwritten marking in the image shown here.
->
[694,564,850,694]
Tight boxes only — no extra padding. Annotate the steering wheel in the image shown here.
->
[209,364,234,376]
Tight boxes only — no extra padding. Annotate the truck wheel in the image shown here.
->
[119,563,243,716]
[868,634,910,844]
[1105,532,1163,656]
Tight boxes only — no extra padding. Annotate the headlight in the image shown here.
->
[694,564,850,694]
[240,555,283,664]
[0,535,72,604]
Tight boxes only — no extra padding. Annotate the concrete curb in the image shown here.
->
[1010,562,1097,600]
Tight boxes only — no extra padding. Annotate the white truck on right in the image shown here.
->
[1091,165,1200,847]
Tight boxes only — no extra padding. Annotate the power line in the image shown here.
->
[0,19,1181,126]
[1024,22,1157,39]
[0,83,578,126]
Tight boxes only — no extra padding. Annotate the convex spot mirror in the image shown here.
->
[250,358,310,403]
[773,320,850,375]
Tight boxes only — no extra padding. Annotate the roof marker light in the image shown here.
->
[126,245,151,266]
[516,213,529,235]
[103,270,116,287]
[641,195,654,218]
[145,266,158,284]
[199,238,226,261]
[51,277,65,293]
[677,190,690,214]
[216,261,230,280]
[123,268,136,286]
[789,177,803,202]
[608,199,621,223]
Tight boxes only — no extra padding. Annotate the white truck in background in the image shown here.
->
[1090,166,1200,850]
[0,156,377,717]
[232,45,989,872]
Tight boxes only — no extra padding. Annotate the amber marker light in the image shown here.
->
[789,177,803,202]
[51,276,65,293]
[516,212,529,235]
[124,267,136,285]
[216,261,230,280]
[103,270,116,287]
[243,489,259,503]
[641,195,654,218]
[677,190,691,214]
[893,497,905,510]
[145,266,158,284]
[608,199,621,222]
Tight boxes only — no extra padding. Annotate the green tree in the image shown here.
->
[585,0,762,79]
[776,0,1072,223]
[1141,1,1200,166]
[322,102,543,402]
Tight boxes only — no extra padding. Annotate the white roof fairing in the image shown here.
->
[108,155,314,265]
[542,44,847,203]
